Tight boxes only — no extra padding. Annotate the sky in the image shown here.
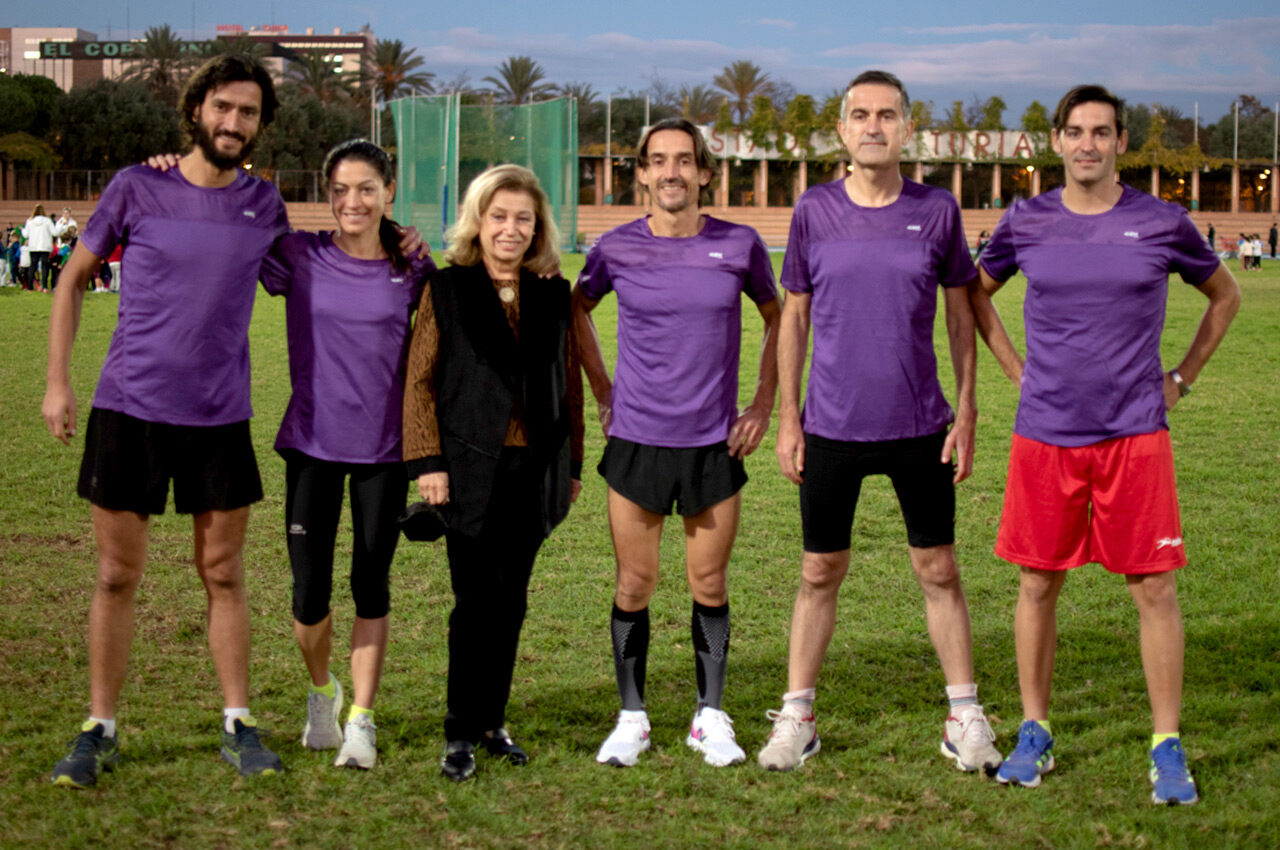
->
[14,0,1280,124]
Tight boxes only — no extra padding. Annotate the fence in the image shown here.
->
[389,95,579,251]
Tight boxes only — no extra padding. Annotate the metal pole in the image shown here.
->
[1274,102,1278,164]
[1233,100,1239,161]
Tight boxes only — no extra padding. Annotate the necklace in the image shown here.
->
[494,277,518,303]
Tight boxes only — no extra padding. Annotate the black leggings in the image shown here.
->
[29,251,50,288]
[285,451,407,625]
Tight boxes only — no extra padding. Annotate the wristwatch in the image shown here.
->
[1169,369,1191,398]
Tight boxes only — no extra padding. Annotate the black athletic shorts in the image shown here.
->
[598,437,747,517]
[77,407,263,515]
[799,430,954,553]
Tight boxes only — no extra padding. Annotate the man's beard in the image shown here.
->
[193,121,257,171]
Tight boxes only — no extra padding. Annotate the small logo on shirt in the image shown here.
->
[242,210,257,219]
[1155,537,1183,549]
[708,251,723,259]
[906,225,922,232]
[1124,231,1139,239]
[391,277,405,283]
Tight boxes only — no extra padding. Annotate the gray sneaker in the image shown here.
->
[302,674,344,750]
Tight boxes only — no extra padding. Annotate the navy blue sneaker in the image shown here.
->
[51,722,119,788]
[220,718,283,776]
[1149,738,1198,805]
[995,720,1054,788]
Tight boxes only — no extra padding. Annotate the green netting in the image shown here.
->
[390,95,578,251]
[389,95,456,250]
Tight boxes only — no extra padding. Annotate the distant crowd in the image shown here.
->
[3,204,121,293]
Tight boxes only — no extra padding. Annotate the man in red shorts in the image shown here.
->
[970,84,1240,804]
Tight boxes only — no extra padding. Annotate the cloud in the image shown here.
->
[419,27,792,90]
[408,19,1278,115]
[820,19,1280,95]
[753,18,797,30]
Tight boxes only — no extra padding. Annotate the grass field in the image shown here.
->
[1,254,1278,849]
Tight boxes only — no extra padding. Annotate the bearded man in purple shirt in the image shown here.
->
[972,85,1239,804]
[42,55,289,786]
[758,71,1002,776]
[574,118,781,769]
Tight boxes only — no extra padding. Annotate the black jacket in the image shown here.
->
[414,263,575,538]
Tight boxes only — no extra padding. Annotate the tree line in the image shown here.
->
[0,29,1275,177]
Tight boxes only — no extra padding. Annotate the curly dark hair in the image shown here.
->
[178,55,278,145]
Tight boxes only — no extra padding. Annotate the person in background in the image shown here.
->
[23,204,57,292]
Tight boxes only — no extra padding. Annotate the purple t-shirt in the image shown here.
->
[781,179,976,442]
[577,216,777,447]
[980,185,1220,447]
[80,165,288,426]
[261,231,433,464]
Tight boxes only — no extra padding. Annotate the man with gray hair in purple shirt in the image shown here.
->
[758,70,1001,776]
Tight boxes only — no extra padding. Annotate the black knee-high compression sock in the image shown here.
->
[610,604,649,711]
[692,600,730,710]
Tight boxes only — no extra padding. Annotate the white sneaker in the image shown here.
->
[686,707,746,767]
[757,702,820,771]
[335,713,377,769]
[301,674,344,750]
[596,710,651,767]
[940,704,1002,775]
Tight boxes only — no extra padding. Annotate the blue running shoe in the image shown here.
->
[1149,738,1198,805]
[221,718,283,776]
[51,722,119,788]
[995,720,1054,788]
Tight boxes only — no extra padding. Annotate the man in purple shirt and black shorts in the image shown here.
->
[574,118,781,768]
[758,71,1002,776]
[42,56,290,786]
[972,85,1239,804]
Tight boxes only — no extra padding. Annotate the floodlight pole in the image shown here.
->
[605,93,612,204]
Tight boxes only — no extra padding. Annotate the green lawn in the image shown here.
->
[1,257,1278,848]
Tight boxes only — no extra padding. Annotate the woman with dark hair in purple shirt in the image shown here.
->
[260,139,435,771]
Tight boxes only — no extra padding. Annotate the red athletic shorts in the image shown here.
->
[995,430,1186,575]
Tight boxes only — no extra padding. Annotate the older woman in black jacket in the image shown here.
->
[403,164,583,782]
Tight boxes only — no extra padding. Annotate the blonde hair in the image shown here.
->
[445,164,560,276]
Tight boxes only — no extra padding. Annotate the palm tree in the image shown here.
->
[365,39,434,104]
[207,34,270,60]
[556,81,597,108]
[483,56,556,105]
[713,61,774,124]
[285,52,354,105]
[679,85,719,124]
[120,24,195,108]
